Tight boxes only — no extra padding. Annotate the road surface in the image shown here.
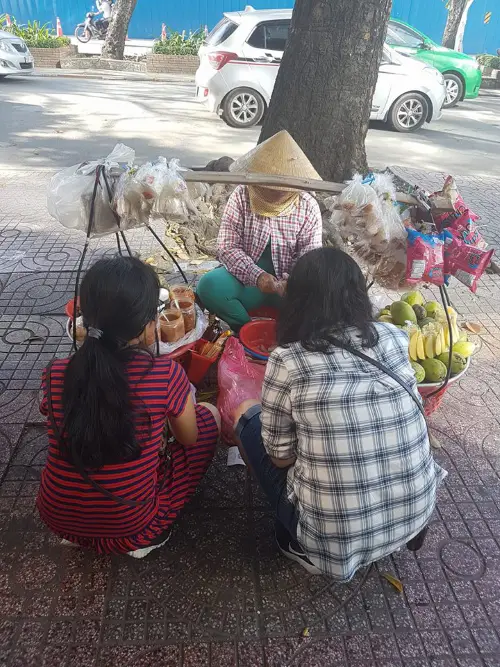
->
[0,76,498,177]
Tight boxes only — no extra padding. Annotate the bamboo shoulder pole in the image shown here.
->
[183,171,420,206]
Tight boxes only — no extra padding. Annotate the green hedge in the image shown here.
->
[476,54,500,69]
[153,29,204,56]
[0,16,70,48]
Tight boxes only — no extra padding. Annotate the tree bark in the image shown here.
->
[454,0,474,52]
[101,0,137,60]
[442,0,473,50]
[259,0,393,182]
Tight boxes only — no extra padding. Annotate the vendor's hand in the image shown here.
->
[257,272,280,294]
[276,278,287,298]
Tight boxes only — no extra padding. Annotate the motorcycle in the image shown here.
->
[75,12,109,43]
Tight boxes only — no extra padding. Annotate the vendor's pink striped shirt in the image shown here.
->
[217,185,322,286]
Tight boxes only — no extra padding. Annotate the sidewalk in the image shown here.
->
[1,169,500,666]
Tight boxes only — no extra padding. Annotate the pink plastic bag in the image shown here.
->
[217,337,266,443]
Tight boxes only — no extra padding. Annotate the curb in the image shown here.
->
[32,70,194,83]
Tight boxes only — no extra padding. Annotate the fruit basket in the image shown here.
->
[377,289,476,416]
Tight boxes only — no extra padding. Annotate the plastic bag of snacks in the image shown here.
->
[47,143,135,236]
[217,337,266,444]
[113,171,155,229]
[443,230,494,293]
[134,158,190,219]
[406,228,445,286]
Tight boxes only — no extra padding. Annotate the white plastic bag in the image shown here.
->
[135,158,190,219]
[47,143,135,237]
[152,305,207,356]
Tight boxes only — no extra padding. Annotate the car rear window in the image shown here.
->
[206,18,238,46]
[247,21,290,51]
[386,22,423,49]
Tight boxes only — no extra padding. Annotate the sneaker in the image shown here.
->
[276,534,323,575]
[127,533,171,559]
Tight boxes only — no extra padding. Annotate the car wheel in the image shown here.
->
[443,73,463,108]
[388,93,429,133]
[221,88,265,128]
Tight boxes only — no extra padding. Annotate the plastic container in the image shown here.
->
[417,358,470,416]
[186,339,219,385]
[239,319,277,360]
[170,284,195,304]
[65,297,81,319]
[160,308,185,343]
[176,298,196,334]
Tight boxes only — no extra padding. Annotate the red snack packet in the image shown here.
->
[406,228,445,286]
[443,230,494,293]
[447,211,488,250]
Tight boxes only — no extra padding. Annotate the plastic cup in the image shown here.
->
[160,308,185,343]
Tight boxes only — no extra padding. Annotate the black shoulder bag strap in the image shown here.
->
[46,361,153,508]
[329,337,427,419]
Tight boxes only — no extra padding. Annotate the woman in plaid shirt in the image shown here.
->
[197,131,322,331]
[234,248,446,580]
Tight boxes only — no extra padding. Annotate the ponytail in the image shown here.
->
[63,337,142,468]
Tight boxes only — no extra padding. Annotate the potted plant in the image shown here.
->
[2,17,75,68]
[146,29,203,75]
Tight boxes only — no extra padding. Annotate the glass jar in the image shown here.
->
[170,284,195,305]
[160,308,185,343]
[176,298,196,334]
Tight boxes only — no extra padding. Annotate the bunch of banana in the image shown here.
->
[408,307,462,361]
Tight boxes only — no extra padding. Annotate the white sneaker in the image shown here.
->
[127,533,171,559]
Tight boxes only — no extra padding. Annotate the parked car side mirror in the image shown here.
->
[420,41,432,51]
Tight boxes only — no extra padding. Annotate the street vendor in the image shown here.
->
[196,131,323,331]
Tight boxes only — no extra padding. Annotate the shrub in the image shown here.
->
[153,29,204,56]
[476,54,500,70]
[0,16,70,48]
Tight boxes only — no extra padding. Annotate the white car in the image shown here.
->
[0,29,34,78]
[196,9,446,133]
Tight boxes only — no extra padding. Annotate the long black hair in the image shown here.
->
[62,256,160,468]
[277,247,378,352]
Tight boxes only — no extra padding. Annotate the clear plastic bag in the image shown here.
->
[47,143,135,237]
[113,171,155,230]
[135,158,190,219]
[217,337,266,444]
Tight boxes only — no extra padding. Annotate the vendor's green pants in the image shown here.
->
[197,246,281,331]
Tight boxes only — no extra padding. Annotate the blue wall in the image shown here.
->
[0,0,498,54]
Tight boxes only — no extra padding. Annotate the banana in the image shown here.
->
[440,327,447,352]
[417,331,426,360]
[434,330,442,356]
[409,331,419,361]
[425,333,435,359]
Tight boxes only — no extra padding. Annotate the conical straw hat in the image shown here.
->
[230,131,321,188]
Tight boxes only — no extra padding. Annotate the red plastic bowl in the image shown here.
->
[65,297,80,319]
[240,319,277,360]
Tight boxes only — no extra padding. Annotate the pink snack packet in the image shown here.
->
[443,230,494,293]
[406,228,445,286]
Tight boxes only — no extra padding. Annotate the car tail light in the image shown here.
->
[208,51,237,70]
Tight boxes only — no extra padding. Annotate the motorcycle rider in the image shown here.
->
[95,0,113,33]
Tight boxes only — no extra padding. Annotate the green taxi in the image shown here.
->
[386,19,482,108]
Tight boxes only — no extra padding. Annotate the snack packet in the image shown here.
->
[432,176,479,229]
[406,228,445,286]
[447,211,488,250]
[443,230,494,293]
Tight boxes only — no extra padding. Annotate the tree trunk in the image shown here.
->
[442,0,472,50]
[101,0,137,60]
[455,0,474,52]
[259,0,393,182]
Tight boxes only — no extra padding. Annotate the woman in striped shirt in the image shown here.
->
[37,257,220,558]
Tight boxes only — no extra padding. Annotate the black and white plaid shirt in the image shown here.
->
[261,323,447,581]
